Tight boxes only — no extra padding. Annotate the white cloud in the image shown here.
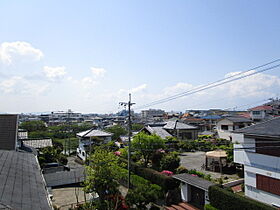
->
[81,77,97,89]
[118,84,147,95]
[43,66,67,80]
[0,41,43,64]
[0,76,49,95]
[91,67,106,77]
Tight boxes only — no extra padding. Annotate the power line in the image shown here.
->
[135,59,280,110]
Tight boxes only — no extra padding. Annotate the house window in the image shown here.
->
[255,138,280,157]
[252,111,261,115]
[256,174,280,196]
[221,125,228,130]
[82,152,85,157]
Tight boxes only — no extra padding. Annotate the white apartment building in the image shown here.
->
[233,117,280,208]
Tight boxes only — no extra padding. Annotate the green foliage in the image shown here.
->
[188,169,206,178]
[118,167,163,209]
[132,132,165,167]
[204,204,218,210]
[131,123,144,131]
[119,158,179,191]
[84,149,121,202]
[209,185,275,210]
[28,131,53,138]
[105,125,127,140]
[20,120,47,132]
[160,152,180,172]
[38,146,68,166]
[175,166,188,174]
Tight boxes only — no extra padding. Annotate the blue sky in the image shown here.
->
[0,1,280,113]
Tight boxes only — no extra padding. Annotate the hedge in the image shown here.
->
[209,185,275,210]
[204,204,218,210]
[119,158,179,191]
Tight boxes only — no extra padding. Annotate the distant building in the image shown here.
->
[233,117,280,207]
[249,105,273,121]
[40,109,83,125]
[76,129,112,161]
[217,116,252,140]
[141,109,165,119]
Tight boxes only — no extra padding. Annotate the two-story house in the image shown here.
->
[76,129,112,161]
[217,116,252,140]
[249,105,273,121]
[233,117,280,208]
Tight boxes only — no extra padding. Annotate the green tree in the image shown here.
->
[160,152,180,172]
[105,125,127,140]
[20,120,47,132]
[131,123,144,132]
[84,149,122,207]
[132,132,165,167]
[38,146,68,166]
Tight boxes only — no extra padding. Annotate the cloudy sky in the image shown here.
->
[1,1,280,114]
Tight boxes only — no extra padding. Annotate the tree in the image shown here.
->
[132,132,165,167]
[38,146,68,166]
[105,125,127,140]
[84,149,122,208]
[160,152,180,172]
[131,123,144,132]
[20,120,47,132]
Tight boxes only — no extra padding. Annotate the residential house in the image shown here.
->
[233,117,280,207]
[142,121,198,140]
[217,116,252,140]
[0,114,52,209]
[173,173,215,209]
[76,129,112,161]
[249,105,273,121]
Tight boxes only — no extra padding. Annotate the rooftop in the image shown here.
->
[0,150,51,210]
[249,105,273,111]
[223,116,252,123]
[145,125,172,139]
[77,129,112,138]
[173,173,215,191]
[163,121,198,130]
[234,117,280,138]
[22,139,53,149]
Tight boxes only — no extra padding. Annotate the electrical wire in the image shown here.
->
[135,60,280,110]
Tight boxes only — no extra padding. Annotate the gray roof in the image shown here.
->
[173,173,215,191]
[234,117,280,138]
[145,126,172,139]
[22,139,53,149]
[224,116,252,123]
[0,150,51,210]
[77,129,112,138]
[163,121,198,130]
[44,168,84,187]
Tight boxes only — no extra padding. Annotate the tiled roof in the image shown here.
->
[249,105,273,111]
[0,150,51,210]
[145,126,172,139]
[77,129,112,137]
[22,139,53,149]
[173,173,214,191]
[234,117,280,137]
[163,121,198,130]
[224,116,252,123]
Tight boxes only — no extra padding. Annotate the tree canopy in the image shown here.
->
[20,120,47,132]
[132,132,165,167]
[105,125,127,140]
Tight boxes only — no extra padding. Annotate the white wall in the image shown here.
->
[245,185,280,207]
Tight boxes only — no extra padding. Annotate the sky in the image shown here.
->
[0,0,280,114]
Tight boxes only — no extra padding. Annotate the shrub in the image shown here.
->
[160,152,180,172]
[119,158,179,191]
[204,204,218,210]
[209,185,275,210]
[176,166,188,174]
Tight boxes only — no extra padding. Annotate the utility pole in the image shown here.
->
[119,93,135,189]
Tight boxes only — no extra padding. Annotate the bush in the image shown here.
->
[209,185,275,210]
[160,152,180,173]
[204,204,218,210]
[176,166,188,174]
[119,158,179,191]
